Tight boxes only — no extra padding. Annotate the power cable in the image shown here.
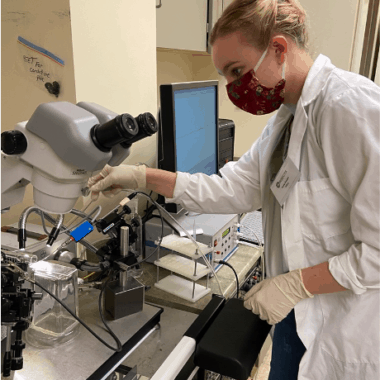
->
[215,260,239,299]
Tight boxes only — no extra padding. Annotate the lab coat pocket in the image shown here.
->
[298,177,351,241]
[319,291,380,366]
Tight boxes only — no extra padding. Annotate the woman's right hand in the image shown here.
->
[87,164,146,200]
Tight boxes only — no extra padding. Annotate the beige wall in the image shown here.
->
[1,0,76,226]
[301,0,359,70]
[70,0,157,168]
[68,0,157,242]
[157,48,195,105]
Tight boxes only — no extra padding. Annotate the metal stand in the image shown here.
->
[105,227,144,320]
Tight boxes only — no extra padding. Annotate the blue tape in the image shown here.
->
[18,36,65,66]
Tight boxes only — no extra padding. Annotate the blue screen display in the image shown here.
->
[173,86,217,175]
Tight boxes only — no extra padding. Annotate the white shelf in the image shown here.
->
[154,254,210,281]
[155,275,211,303]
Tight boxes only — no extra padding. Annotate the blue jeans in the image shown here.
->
[268,309,306,380]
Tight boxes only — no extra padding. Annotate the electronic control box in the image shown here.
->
[144,211,239,273]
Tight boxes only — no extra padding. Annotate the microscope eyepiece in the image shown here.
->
[91,113,139,152]
[1,130,28,155]
[120,112,158,148]
[136,112,158,136]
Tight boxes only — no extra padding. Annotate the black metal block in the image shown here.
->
[105,277,144,320]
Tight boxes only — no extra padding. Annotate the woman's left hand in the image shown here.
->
[243,269,314,325]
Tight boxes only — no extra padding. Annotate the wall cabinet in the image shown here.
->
[156,0,235,52]
[156,0,208,51]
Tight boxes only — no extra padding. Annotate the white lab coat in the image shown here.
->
[167,55,380,379]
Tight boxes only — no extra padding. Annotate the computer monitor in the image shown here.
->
[158,80,219,212]
[158,80,219,173]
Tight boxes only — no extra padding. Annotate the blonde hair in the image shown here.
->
[210,0,308,51]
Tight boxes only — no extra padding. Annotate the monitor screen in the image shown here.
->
[173,86,217,175]
[158,81,219,177]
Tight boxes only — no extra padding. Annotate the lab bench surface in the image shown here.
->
[13,288,163,380]
[141,244,263,314]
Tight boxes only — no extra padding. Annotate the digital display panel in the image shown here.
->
[222,228,230,238]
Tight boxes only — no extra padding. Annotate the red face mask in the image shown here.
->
[226,48,286,115]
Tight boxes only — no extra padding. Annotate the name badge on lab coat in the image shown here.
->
[270,157,300,206]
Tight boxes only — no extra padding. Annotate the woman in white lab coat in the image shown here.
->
[88,0,380,379]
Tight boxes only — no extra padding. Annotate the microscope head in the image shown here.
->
[1,102,157,214]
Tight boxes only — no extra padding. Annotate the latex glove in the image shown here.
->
[87,164,146,200]
[243,269,314,325]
